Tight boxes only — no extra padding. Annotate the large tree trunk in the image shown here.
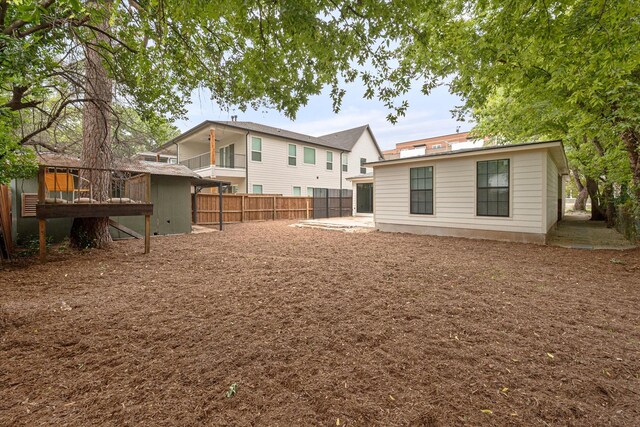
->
[69,7,113,249]
[586,176,606,221]
[602,183,616,228]
[572,169,588,211]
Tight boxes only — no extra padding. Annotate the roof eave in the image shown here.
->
[366,140,564,167]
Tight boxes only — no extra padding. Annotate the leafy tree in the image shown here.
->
[394,0,640,223]
[1,0,401,246]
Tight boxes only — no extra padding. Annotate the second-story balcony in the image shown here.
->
[180,152,246,172]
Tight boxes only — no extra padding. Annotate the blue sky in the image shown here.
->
[174,81,473,152]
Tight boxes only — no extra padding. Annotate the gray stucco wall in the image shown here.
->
[12,175,192,244]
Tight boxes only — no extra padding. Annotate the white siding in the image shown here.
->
[545,153,559,231]
[343,130,382,188]
[247,133,341,195]
[374,150,546,234]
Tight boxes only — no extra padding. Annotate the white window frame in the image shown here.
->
[252,184,263,194]
[292,186,301,196]
[303,147,316,165]
[342,154,348,172]
[288,144,297,166]
[326,151,333,170]
[251,137,262,162]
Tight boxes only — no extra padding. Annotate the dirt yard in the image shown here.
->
[1,221,639,426]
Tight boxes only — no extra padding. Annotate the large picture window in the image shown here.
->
[477,159,509,217]
[410,167,433,215]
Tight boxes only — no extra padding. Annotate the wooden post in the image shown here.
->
[218,182,223,231]
[241,195,245,222]
[192,191,198,224]
[209,128,216,167]
[306,198,310,219]
[272,196,276,220]
[144,215,150,254]
[145,173,151,203]
[38,219,46,261]
[37,166,46,203]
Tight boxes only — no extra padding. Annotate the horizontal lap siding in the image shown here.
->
[248,134,341,195]
[374,150,545,233]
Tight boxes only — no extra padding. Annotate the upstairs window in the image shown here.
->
[342,154,348,172]
[292,186,301,196]
[326,151,333,170]
[410,167,433,215]
[252,184,263,194]
[288,144,297,166]
[360,158,367,174]
[477,159,509,217]
[304,147,316,165]
[251,137,262,162]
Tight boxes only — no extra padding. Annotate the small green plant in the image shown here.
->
[15,234,52,257]
[225,383,238,398]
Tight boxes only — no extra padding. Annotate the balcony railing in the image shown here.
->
[179,152,247,171]
[180,152,210,170]
[216,152,246,169]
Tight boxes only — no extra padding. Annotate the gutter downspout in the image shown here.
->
[245,131,250,193]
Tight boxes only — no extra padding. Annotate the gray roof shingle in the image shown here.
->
[158,121,382,156]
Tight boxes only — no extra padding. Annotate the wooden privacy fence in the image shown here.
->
[195,194,313,224]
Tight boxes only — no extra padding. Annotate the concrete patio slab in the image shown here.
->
[292,216,375,233]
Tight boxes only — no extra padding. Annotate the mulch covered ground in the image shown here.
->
[1,221,639,426]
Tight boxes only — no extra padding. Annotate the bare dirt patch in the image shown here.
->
[1,221,639,426]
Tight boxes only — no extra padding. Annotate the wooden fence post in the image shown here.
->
[306,198,310,219]
[272,196,276,220]
[241,195,245,222]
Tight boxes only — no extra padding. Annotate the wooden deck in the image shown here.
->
[36,203,153,219]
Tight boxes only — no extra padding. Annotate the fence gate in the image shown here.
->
[312,188,352,219]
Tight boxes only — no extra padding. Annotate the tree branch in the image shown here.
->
[2,0,56,35]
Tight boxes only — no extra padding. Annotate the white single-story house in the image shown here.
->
[364,140,570,244]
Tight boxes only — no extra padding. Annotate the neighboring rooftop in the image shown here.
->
[383,131,473,158]
[156,120,381,154]
[36,153,200,178]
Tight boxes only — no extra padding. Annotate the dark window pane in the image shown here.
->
[498,202,509,216]
[488,161,498,175]
[478,202,487,216]
[478,161,487,175]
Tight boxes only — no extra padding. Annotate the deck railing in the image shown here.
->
[179,152,247,171]
[179,152,210,171]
